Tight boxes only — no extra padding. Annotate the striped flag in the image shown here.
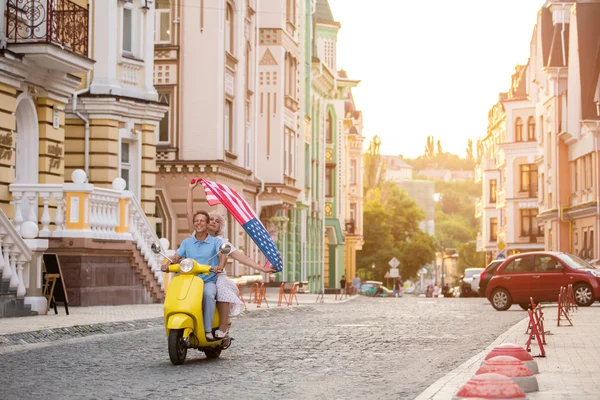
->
[198,178,283,273]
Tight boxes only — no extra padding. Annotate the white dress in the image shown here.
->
[215,237,245,317]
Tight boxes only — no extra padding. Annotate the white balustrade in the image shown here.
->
[90,188,121,239]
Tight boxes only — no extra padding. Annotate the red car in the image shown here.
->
[486,251,600,311]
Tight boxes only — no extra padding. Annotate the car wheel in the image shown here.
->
[491,288,512,311]
[518,303,531,310]
[573,283,594,307]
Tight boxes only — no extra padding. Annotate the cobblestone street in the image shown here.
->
[0,296,525,400]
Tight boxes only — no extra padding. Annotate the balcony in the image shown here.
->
[5,0,94,73]
[475,165,482,183]
[496,188,506,208]
[475,198,483,218]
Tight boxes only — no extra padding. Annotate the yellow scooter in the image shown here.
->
[151,243,232,365]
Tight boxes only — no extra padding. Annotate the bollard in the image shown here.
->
[277,283,288,307]
[288,283,299,306]
[477,356,539,393]
[453,373,527,399]
[483,343,539,374]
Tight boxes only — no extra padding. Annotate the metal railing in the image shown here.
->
[6,0,89,57]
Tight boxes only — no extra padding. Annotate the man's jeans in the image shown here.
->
[203,282,217,333]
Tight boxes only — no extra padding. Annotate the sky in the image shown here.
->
[328,0,546,159]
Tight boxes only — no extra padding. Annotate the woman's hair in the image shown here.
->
[209,212,227,237]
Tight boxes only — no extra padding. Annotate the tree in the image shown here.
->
[476,138,484,164]
[466,138,474,161]
[436,139,443,156]
[358,183,436,281]
[363,135,386,194]
[424,136,435,160]
[398,232,436,278]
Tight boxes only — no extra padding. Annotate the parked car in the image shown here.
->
[459,268,485,297]
[477,259,505,297]
[359,281,392,297]
[486,251,600,311]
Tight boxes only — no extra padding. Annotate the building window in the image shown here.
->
[121,141,131,190]
[527,117,536,141]
[225,100,233,152]
[490,217,498,242]
[515,117,523,142]
[155,0,171,44]
[520,164,538,196]
[489,179,497,203]
[350,159,357,184]
[326,167,333,197]
[158,92,170,143]
[122,7,133,54]
[520,208,542,237]
[350,202,357,221]
[225,2,234,55]
[326,112,333,143]
[286,0,296,26]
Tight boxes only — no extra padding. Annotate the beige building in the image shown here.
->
[477,0,600,264]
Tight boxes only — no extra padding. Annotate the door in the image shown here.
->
[498,255,534,303]
[14,94,40,221]
[531,255,570,302]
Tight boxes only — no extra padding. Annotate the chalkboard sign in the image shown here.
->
[42,254,69,315]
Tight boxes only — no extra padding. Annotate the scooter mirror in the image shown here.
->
[220,242,233,255]
[151,243,161,254]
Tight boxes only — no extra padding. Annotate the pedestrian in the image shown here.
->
[340,275,347,295]
[352,274,361,294]
[393,277,400,297]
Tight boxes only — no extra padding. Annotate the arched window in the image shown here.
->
[527,117,536,141]
[225,2,234,54]
[326,112,333,143]
[515,117,523,142]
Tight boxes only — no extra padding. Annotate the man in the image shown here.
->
[340,275,347,295]
[161,210,226,340]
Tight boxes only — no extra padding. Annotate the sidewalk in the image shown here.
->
[416,304,600,400]
[0,289,353,347]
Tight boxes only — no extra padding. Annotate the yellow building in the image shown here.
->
[0,1,166,316]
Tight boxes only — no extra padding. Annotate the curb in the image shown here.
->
[414,315,531,400]
[0,304,316,350]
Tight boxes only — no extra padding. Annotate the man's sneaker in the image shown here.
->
[205,332,215,341]
[214,329,229,339]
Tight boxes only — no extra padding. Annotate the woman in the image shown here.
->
[187,179,275,339]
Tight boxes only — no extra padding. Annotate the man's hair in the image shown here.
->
[193,210,210,223]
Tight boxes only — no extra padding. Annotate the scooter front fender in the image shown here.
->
[167,313,194,331]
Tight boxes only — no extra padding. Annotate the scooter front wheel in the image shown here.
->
[168,329,187,365]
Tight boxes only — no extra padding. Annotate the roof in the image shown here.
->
[575,2,600,120]
[547,22,569,67]
[315,0,337,25]
[540,7,554,67]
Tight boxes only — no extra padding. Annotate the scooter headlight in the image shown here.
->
[179,258,194,273]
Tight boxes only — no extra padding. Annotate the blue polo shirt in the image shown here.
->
[176,234,223,283]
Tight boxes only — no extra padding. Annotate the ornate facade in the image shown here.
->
[477,1,600,264]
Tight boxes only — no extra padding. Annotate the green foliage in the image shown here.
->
[358,183,435,281]
[363,135,386,194]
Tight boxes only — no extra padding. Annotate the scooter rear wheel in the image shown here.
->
[168,329,187,365]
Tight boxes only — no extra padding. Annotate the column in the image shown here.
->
[37,98,66,184]
[87,119,119,187]
[0,83,17,218]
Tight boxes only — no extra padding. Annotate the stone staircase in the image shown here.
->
[0,277,37,318]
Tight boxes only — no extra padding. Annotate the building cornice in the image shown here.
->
[156,160,253,182]
[498,141,539,154]
[67,95,167,123]
[537,208,559,222]
[563,201,598,220]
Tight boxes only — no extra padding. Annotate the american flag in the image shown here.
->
[198,178,283,273]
